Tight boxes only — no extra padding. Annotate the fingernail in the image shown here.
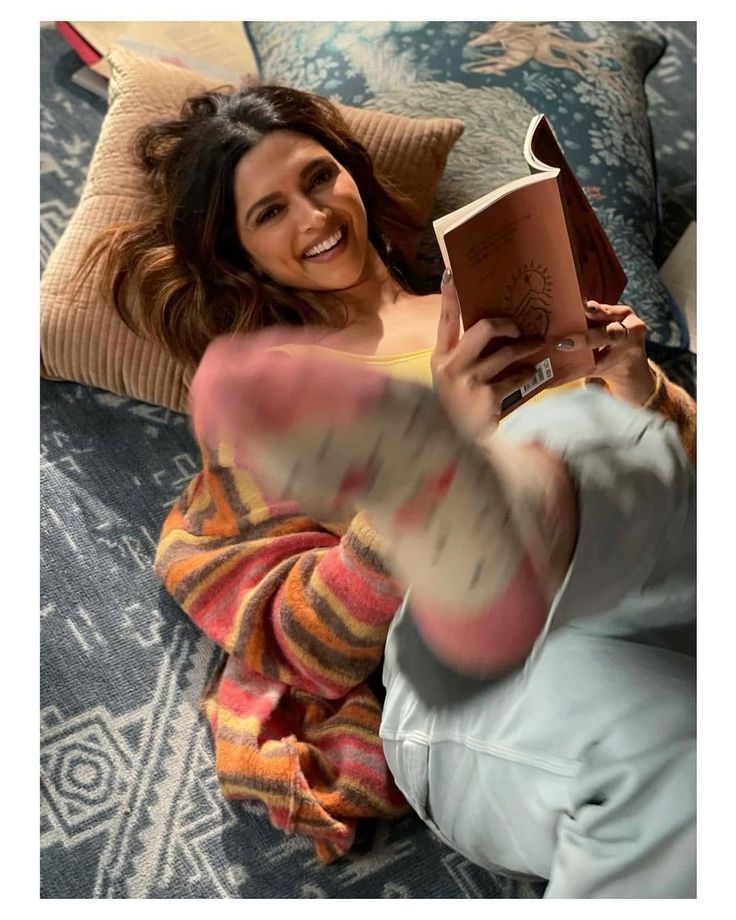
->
[441,267,453,286]
[556,338,575,350]
[585,301,599,313]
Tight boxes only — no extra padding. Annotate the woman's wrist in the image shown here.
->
[601,359,658,407]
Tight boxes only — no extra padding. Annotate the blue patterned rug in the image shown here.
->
[40,22,695,898]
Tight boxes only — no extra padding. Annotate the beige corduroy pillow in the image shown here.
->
[40,45,464,413]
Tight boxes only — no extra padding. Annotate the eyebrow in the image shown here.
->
[244,156,337,226]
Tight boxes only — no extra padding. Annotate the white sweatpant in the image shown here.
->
[380,389,696,898]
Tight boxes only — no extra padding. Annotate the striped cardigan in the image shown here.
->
[155,441,409,864]
[154,360,695,864]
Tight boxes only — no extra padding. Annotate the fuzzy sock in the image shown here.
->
[191,337,577,677]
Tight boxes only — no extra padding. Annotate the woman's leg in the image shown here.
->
[190,340,582,676]
[381,603,696,897]
[381,386,695,897]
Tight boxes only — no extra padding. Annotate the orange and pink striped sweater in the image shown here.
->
[154,356,695,864]
[155,441,409,864]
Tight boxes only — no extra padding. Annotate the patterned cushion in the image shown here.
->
[40,45,463,413]
[247,20,684,346]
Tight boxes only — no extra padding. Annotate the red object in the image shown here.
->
[55,22,103,66]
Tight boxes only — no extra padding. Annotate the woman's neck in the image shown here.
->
[327,246,406,323]
[309,245,441,356]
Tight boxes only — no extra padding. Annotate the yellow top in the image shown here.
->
[271,343,585,417]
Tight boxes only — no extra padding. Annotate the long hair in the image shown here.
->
[73,84,422,367]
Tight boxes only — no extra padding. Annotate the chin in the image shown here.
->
[323,265,367,291]
[303,257,368,293]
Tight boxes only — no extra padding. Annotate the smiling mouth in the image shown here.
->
[302,225,348,261]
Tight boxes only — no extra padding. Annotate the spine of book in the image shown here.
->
[55,22,103,66]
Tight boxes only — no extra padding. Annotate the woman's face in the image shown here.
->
[234,130,371,292]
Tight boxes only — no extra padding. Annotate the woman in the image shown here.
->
[78,84,696,896]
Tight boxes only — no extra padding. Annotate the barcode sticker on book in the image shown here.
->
[520,357,554,397]
[501,358,554,413]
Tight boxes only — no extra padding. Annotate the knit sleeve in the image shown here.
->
[641,359,697,464]
[155,443,405,700]
[586,359,696,464]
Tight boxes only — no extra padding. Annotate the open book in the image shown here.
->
[433,114,627,415]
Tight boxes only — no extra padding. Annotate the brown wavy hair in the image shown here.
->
[74,84,422,367]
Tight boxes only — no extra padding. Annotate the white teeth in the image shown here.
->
[304,228,343,258]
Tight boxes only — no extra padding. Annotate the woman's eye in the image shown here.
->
[311,167,335,188]
[256,205,280,226]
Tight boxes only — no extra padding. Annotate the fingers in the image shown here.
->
[584,302,648,338]
[434,271,528,370]
[434,270,462,356]
[472,336,545,383]
[444,316,528,377]
[556,311,646,353]
[584,300,634,325]
[480,366,538,399]
[556,323,627,351]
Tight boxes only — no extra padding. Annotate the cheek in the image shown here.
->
[353,191,368,226]
[335,176,367,219]
[241,230,290,275]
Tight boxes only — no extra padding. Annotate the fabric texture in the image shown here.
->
[382,609,696,896]
[641,358,696,461]
[643,23,696,267]
[39,43,463,413]
[247,20,686,346]
[155,447,409,864]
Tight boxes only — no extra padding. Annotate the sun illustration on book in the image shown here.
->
[505,263,553,337]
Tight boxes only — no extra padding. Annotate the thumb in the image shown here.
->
[435,268,461,356]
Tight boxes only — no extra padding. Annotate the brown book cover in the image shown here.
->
[434,114,627,416]
[525,115,627,306]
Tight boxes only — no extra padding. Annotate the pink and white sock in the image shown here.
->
[190,334,577,677]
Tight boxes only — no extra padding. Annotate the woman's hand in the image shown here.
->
[431,271,544,441]
[556,301,656,406]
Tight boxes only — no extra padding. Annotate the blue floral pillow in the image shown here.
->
[246,21,684,347]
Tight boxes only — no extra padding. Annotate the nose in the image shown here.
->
[294,193,328,233]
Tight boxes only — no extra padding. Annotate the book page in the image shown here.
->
[443,175,595,409]
[433,172,555,271]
